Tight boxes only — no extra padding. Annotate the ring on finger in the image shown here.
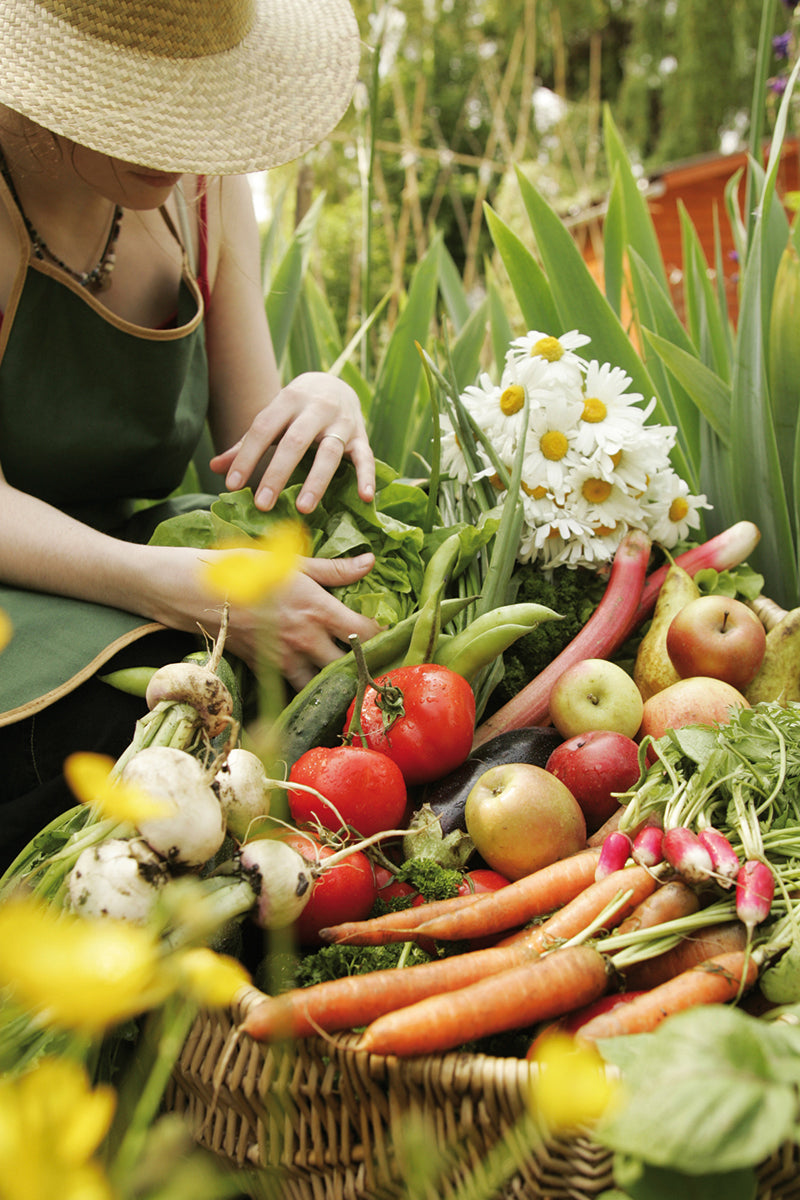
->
[323,433,347,450]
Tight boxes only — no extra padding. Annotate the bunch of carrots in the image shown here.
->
[241,836,772,1058]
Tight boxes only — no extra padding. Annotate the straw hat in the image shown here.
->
[0,0,362,174]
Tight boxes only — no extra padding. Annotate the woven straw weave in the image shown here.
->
[165,986,800,1200]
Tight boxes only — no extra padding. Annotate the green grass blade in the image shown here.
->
[642,328,731,447]
[368,236,443,472]
[603,165,625,320]
[731,228,797,605]
[677,202,731,379]
[484,203,560,333]
[264,193,324,368]
[438,243,472,333]
[450,295,490,392]
[602,105,670,293]
[488,278,514,378]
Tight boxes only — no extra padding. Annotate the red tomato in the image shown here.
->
[280,830,378,946]
[344,664,476,785]
[287,744,407,838]
[458,868,511,895]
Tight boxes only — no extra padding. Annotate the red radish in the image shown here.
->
[526,989,647,1056]
[697,828,740,889]
[472,530,651,746]
[632,825,664,867]
[662,827,714,885]
[735,860,775,936]
[595,831,632,881]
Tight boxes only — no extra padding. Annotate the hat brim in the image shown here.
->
[0,0,361,174]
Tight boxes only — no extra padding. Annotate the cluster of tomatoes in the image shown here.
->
[284,663,505,945]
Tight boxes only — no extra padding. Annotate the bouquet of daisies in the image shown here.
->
[440,328,710,572]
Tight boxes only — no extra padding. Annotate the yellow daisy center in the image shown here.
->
[532,336,564,362]
[582,396,607,422]
[610,449,623,467]
[669,496,690,523]
[540,430,569,461]
[594,523,617,536]
[500,384,525,415]
[581,478,613,504]
[522,482,548,500]
[488,473,504,491]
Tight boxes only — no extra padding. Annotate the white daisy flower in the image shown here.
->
[506,329,590,392]
[589,424,675,495]
[521,392,585,502]
[573,360,656,456]
[645,470,711,546]
[566,462,649,533]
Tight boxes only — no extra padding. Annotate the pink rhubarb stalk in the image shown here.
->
[473,530,651,748]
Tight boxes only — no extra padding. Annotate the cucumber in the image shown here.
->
[410,725,565,837]
[274,597,473,771]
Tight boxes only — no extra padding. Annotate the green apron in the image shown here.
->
[0,173,211,726]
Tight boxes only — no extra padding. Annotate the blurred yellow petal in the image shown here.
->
[174,947,251,1007]
[0,1059,116,1200]
[202,520,310,605]
[64,751,170,822]
[529,1031,621,1131]
[0,607,11,652]
[0,897,170,1032]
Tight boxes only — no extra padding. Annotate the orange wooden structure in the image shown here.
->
[571,137,800,328]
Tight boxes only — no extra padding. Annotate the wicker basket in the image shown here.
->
[166,986,800,1200]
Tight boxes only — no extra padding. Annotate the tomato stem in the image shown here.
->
[348,633,406,736]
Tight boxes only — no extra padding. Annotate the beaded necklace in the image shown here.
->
[0,147,123,293]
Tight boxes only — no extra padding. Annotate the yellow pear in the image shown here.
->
[633,563,701,701]
[744,606,800,705]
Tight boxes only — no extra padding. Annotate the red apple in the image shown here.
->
[464,762,586,880]
[548,658,644,739]
[545,730,641,834]
[639,676,750,744]
[666,595,766,688]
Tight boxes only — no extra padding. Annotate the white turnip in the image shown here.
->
[213,748,272,841]
[145,661,234,739]
[238,838,315,929]
[67,837,169,922]
[120,745,226,867]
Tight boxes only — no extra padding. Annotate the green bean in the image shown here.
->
[405,532,464,666]
[435,602,562,681]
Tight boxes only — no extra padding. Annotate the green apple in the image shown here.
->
[548,658,644,739]
[464,762,586,880]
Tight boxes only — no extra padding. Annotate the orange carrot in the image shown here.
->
[358,943,611,1057]
[613,878,701,937]
[318,887,493,946]
[417,849,605,942]
[241,937,540,1042]
[621,920,748,991]
[495,864,661,953]
[577,949,759,1041]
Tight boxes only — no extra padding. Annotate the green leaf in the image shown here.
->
[513,168,661,414]
[483,203,560,333]
[450,295,490,393]
[613,1156,757,1200]
[264,192,325,368]
[368,236,443,472]
[597,1007,800,1175]
[641,328,731,447]
[603,165,626,320]
[602,105,669,293]
[677,201,731,381]
[731,221,798,606]
[488,278,514,377]
[438,243,472,333]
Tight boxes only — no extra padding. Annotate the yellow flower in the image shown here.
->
[64,751,169,823]
[499,383,525,415]
[529,1031,621,1132]
[0,897,169,1033]
[0,1058,116,1200]
[0,607,11,653]
[202,519,311,607]
[173,947,251,1007]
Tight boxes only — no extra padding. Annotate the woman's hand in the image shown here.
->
[148,545,381,691]
[209,372,375,515]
